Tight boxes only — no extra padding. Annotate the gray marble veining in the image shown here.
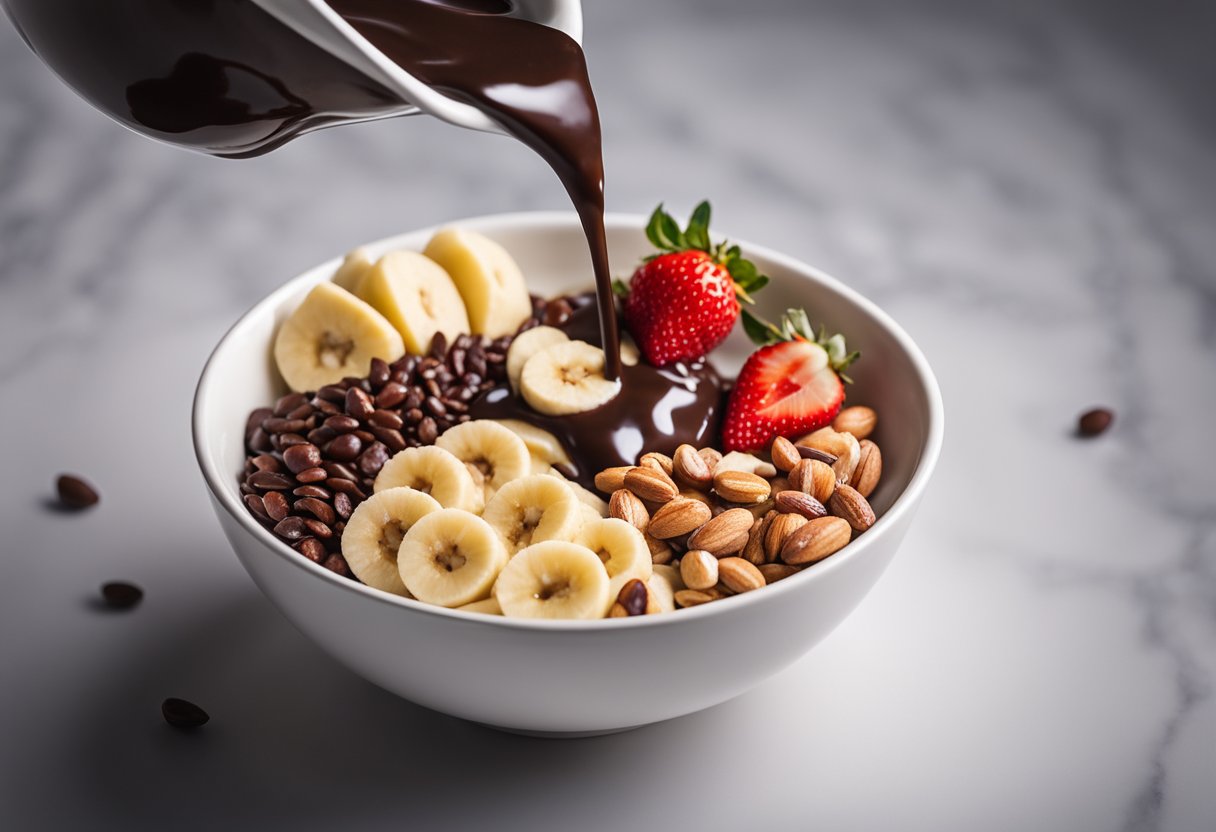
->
[1,1,1213,830]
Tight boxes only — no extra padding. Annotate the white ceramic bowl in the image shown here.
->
[193,212,943,736]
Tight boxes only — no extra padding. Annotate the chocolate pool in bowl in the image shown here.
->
[193,212,944,735]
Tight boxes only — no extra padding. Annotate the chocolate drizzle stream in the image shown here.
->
[328,0,622,380]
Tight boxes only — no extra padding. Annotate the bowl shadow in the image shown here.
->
[45,575,738,830]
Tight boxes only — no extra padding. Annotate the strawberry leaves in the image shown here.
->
[741,307,860,381]
[642,201,767,303]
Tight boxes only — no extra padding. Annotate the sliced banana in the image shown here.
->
[520,340,621,416]
[646,568,677,613]
[620,334,641,368]
[374,446,484,513]
[397,509,507,607]
[434,420,532,503]
[423,228,533,337]
[493,419,573,474]
[340,487,441,596]
[494,540,611,620]
[331,246,375,293]
[357,250,470,354]
[506,326,569,391]
[547,466,609,517]
[481,474,582,556]
[575,518,653,603]
[273,282,405,393]
[579,502,602,526]
[458,597,503,616]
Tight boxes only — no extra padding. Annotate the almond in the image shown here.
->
[770,436,801,472]
[698,447,723,474]
[851,439,882,498]
[774,490,827,519]
[673,443,713,489]
[674,589,716,608]
[609,488,650,531]
[680,488,713,508]
[713,469,772,504]
[798,427,861,483]
[781,516,852,564]
[624,465,678,504]
[832,405,877,440]
[829,484,876,531]
[607,602,629,618]
[679,549,719,590]
[788,459,835,502]
[594,466,632,494]
[758,563,801,584]
[647,533,675,565]
[764,512,808,562]
[640,452,674,477]
[648,497,713,539]
[687,507,753,556]
[718,557,765,593]
[742,513,773,565]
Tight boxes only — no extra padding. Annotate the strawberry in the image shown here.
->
[721,309,860,452]
[616,201,767,366]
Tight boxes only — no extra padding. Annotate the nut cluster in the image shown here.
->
[595,406,883,610]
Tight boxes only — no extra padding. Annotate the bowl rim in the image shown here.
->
[193,210,944,631]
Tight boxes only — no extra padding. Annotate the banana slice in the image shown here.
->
[458,597,503,616]
[481,474,582,556]
[331,246,375,293]
[546,466,609,517]
[520,340,621,416]
[374,446,484,513]
[397,509,508,607]
[340,487,441,596]
[493,419,573,474]
[423,228,533,337]
[435,420,531,502]
[357,250,470,354]
[620,334,641,368]
[575,518,653,602]
[494,540,611,620]
[647,568,677,613]
[579,502,602,526]
[273,282,405,393]
[506,326,569,391]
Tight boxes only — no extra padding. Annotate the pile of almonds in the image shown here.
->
[593,406,883,610]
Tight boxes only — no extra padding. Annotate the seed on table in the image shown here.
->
[358,442,391,477]
[277,433,308,448]
[246,407,273,438]
[304,518,334,539]
[327,478,365,500]
[308,426,338,446]
[368,357,390,388]
[316,384,347,404]
[424,396,447,419]
[326,433,363,463]
[248,427,272,452]
[243,494,270,521]
[282,443,321,474]
[294,467,328,484]
[313,398,341,416]
[162,698,209,730]
[334,492,354,520]
[247,471,293,491]
[1077,407,1114,437]
[293,485,331,499]
[56,474,100,509]
[371,426,407,452]
[273,392,309,417]
[101,581,144,609]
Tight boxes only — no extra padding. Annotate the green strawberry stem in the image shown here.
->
[640,201,770,303]
[741,307,861,382]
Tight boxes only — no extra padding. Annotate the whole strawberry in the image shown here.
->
[617,201,767,366]
[722,309,860,452]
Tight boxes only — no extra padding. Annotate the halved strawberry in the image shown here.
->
[616,201,767,366]
[721,309,860,452]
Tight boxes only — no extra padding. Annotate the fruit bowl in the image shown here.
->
[193,212,943,735]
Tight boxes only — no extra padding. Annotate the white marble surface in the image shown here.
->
[2,1,1214,829]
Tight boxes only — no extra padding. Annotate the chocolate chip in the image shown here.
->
[294,467,329,484]
[296,538,328,563]
[295,497,336,526]
[56,474,100,509]
[1077,407,1114,437]
[344,387,375,421]
[326,433,363,463]
[247,471,293,491]
[796,446,838,465]
[162,698,209,730]
[282,443,321,474]
[273,516,309,540]
[263,491,290,522]
[101,581,143,609]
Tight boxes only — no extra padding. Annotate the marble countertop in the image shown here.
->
[1,1,1213,829]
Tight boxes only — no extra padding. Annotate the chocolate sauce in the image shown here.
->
[328,0,622,381]
[472,298,727,485]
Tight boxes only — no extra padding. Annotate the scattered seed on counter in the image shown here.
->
[55,474,100,510]
[100,582,143,610]
[1077,407,1114,437]
[161,698,210,730]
